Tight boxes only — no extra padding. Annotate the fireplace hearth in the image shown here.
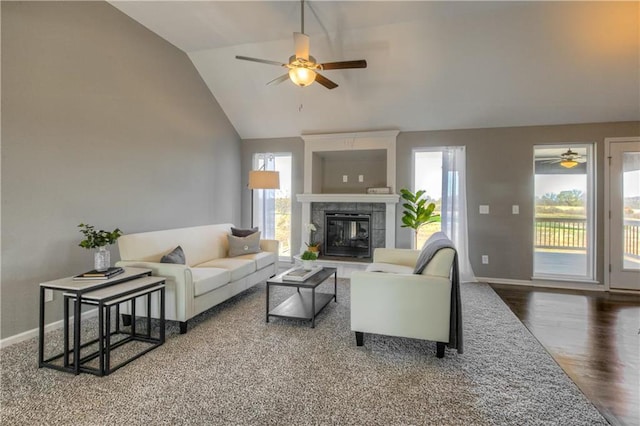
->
[324,212,371,258]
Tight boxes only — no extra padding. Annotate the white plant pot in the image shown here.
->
[302,260,315,271]
[94,247,110,272]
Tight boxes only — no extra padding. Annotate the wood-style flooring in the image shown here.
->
[490,284,640,426]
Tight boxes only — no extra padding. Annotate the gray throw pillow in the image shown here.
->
[231,227,259,237]
[228,231,261,257]
[161,245,186,264]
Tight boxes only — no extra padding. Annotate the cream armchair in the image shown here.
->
[350,246,456,358]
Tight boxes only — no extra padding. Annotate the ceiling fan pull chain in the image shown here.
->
[301,0,305,34]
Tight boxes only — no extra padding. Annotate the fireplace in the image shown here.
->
[324,212,371,258]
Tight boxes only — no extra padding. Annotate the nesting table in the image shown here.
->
[39,267,166,376]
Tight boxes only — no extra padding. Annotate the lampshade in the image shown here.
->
[248,170,280,189]
[560,159,579,169]
[289,67,316,87]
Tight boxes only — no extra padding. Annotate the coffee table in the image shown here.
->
[266,267,337,328]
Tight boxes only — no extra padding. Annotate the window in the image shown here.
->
[413,150,443,248]
[253,153,292,259]
[413,147,476,283]
[533,144,595,281]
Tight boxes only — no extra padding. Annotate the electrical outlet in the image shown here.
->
[45,289,54,303]
[358,175,364,182]
[342,175,348,183]
[482,255,489,264]
[512,205,519,214]
[479,205,489,214]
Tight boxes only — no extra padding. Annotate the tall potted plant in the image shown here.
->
[400,188,441,249]
[78,223,123,271]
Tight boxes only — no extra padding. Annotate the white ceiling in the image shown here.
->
[110,1,640,140]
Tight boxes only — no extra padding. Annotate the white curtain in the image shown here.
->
[253,153,276,239]
[441,146,476,283]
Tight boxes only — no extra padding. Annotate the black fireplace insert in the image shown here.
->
[324,212,371,258]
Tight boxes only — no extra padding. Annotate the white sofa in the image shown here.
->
[350,246,455,357]
[116,224,278,333]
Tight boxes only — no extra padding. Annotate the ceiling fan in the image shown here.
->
[538,149,587,169]
[235,0,367,90]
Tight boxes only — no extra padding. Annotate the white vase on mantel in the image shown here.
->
[94,246,110,272]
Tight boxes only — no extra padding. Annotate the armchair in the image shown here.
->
[350,237,460,358]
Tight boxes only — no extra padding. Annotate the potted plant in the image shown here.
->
[300,249,318,270]
[78,223,123,271]
[400,188,441,249]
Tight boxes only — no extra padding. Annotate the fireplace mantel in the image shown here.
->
[296,193,399,204]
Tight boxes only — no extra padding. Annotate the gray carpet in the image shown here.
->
[1,281,607,425]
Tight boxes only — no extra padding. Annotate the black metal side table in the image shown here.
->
[62,276,166,376]
[266,267,337,328]
[38,267,163,375]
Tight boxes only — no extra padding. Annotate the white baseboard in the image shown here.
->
[0,308,98,349]
[477,276,606,292]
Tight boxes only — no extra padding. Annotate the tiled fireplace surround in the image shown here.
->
[296,130,400,270]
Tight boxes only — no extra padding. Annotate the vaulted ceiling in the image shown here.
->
[110,1,639,139]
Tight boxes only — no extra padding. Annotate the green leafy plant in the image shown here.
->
[400,188,441,248]
[300,250,318,261]
[78,223,123,249]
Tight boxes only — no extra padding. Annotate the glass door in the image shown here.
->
[533,144,595,281]
[608,138,640,290]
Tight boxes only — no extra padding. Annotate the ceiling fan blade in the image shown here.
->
[320,60,367,70]
[315,72,338,90]
[294,32,310,60]
[266,74,290,86]
[235,56,285,67]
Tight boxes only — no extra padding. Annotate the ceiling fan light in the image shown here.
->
[560,159,579,168]
[289,67,316,87]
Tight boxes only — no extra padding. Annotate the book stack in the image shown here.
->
[366,187,391,194]
[282,266,323,282]
[73,267,124,280]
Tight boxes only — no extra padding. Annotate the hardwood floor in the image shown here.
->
[490,284,640,426]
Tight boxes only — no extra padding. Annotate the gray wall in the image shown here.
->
[396,122,640,282]
[320,157,387,193]
[1,1,242,338]
[241,138,304,258]
[241,122,639,284]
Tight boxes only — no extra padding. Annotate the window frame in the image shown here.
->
[532,143,597,283]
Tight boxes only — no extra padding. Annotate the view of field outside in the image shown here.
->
[414,151,443,248]
[534,161,590,277]
[255,153,292,258]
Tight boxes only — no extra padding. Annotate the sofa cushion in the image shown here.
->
[231,227,258,237]
[191,267,231,297]
[197,258,257,282]
[160,245,186,264]
[234,251,276,270]
[227,232,261,257]
[118,223,233,267]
